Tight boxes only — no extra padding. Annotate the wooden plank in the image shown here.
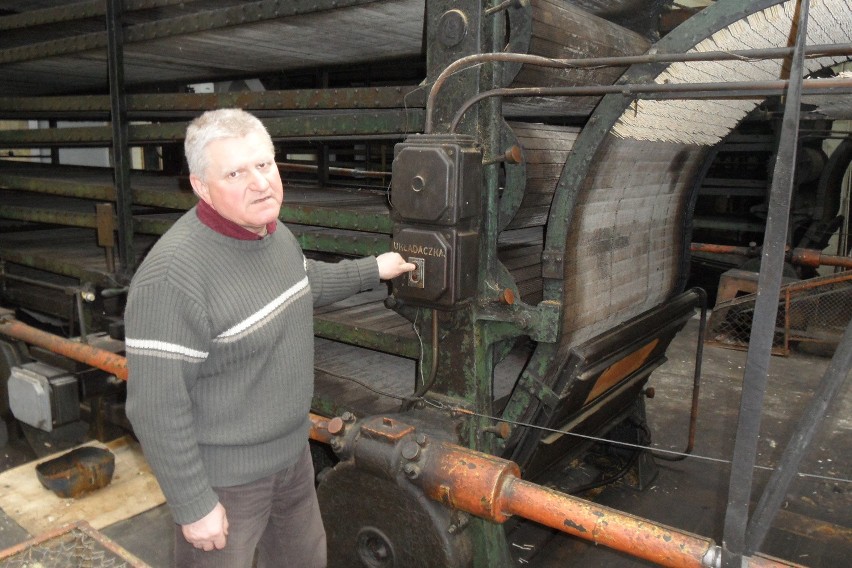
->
[0,436,165,536]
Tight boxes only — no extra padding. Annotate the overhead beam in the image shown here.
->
[0,86,426,119]
[0,0,382,64]
[0,109,425,147]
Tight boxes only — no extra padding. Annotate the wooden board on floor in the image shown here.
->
[0,436,164,536]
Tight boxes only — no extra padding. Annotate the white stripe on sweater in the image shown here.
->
[125,338,208,360]
[217,276,309,339]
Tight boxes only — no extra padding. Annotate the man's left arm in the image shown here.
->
[306,252,414,307]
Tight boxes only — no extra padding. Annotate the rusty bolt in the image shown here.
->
[482,422,512,439]
[403,463,421,479]
[415,433,428,447]
[327,416,345,436]
[643,387,656,399]
[504,145,523,164]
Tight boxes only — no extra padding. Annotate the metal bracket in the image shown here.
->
[540,250,564,279]
[517,373,560,410]
[477,299,560,344]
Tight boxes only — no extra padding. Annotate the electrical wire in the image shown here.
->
[311,363,852,486]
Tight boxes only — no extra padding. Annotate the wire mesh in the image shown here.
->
[0,522,148,568]
[706,271,852,356]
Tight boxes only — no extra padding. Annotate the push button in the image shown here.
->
[408,257,425,288]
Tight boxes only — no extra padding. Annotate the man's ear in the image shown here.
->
[190,174,212,205]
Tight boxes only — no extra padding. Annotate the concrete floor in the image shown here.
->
[0,315,849,566]
[518,315,851,567]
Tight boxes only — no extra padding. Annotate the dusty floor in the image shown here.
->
[517,315,851,567]
[0,315,849,567]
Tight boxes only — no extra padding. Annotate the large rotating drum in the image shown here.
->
[498,0,852,472]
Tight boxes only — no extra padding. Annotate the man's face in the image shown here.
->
[190,130,284,235]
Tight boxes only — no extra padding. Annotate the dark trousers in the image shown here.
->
[174,444,327,567]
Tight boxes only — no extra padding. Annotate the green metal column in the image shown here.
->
[423,2,511,566]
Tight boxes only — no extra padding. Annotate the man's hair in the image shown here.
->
[184,108,274,179]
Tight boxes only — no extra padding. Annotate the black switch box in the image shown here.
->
[391,134,481,225]
[392,226,478,307]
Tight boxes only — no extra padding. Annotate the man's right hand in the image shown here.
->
[181,502,229,551]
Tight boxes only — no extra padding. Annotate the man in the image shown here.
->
[125,108,414,567]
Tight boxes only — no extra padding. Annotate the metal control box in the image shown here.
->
[391,134,481,225]
[8,361,79,432]
[392,227,478,306]
[391,134,482,308]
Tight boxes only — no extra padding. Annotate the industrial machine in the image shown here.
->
[0,1,850,566]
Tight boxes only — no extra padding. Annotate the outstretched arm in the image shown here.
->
[376,252,416,280]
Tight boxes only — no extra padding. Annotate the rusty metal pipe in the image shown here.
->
[0,316,127,379]
[414,438,714,567]
[690,242,756,256]
[503,477,804,568]
[503,477,714,567]
[309,415,802,568]
[691,242,852,269]
[788,248,852,269]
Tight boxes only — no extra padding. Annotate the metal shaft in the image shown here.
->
[690,242,852,269]
[0,316,128,379]
[310,414,805,568]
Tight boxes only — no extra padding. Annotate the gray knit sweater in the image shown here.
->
[125,209,379,524]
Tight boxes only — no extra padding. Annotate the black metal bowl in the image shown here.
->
[35,446,116,498]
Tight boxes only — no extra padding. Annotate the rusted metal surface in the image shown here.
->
[504,478,714,567]
[418,440,520,522]
[414,437,715,567]
[0,317,128,380]
[35,447,116,498]
[691,242,759,256]
[308,413,805,568]
[510,479,715,568]
[691,242,852,269]
[789,249,852,269]
[309,415,335,445]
